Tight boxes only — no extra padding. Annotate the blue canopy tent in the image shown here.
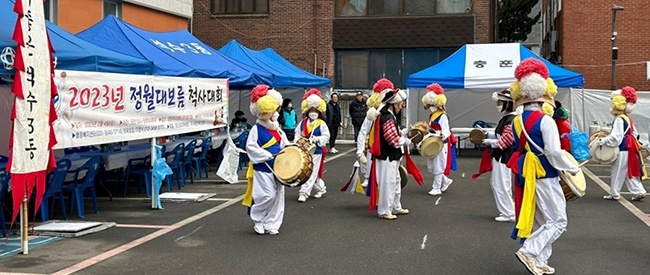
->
[76,16,273,87]
[0,0,153,76]
[219,40,331,88]
[405,43,585,132]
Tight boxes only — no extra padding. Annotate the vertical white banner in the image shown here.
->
[464,43,521,89]
[11,0,52,174]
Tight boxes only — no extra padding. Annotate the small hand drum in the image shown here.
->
[399,165,408,189]
[295,137,316,155]
[407,121,430,144]
[419,135,444,158]
[469,128,487,145]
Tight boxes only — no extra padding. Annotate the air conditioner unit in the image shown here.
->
[549,31,557,52]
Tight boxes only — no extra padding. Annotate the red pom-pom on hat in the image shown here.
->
[303,88,322,100]
[251,84,269,103]
[426,83,444,95]
[373,78,394,93]
[621,86,638,103]
[514,58,549,81]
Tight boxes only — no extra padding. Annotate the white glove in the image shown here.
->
[309,136,317,144]
[567,168,580,176]
[596,139,604,146]
[482,139,498,148]
[399,137,411,147]
[359,155,368,164]
[401,128,409,136]
[356,151,364,159]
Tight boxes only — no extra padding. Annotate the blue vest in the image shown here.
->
[617,116,631,151]
[513,111,558,180]
[253,124,282,173]
[282,109,297,129]
[300,119,324,155]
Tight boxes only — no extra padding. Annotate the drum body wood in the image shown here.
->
[408,121,429,144]
[588,131,618,164]
[558,150,586,201]
[274,146,313,187]
[399,165,408,189]
[295,137,316,155]
[419,135,443,158]
[469,129,487,145]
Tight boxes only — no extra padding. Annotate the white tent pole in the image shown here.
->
[582,88,586,132]
[150,137,157,209]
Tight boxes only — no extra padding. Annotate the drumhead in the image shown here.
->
[589,143,619,164]
[399,165,408,189]
[469,129,486,145]
[420,136,443,158]
[561,150,586,196]
[274,146,305,181]
[407,129,424,144]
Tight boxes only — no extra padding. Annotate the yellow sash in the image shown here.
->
[513,115,546,238]
[429,109,445,124]
[242,136,278,207]
[305,119,323,136]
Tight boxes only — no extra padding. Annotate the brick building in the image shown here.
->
[193,0,495,90]
[541,0,650,90]
[45,0,191,33]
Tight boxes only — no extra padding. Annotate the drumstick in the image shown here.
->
[578,160,589,167]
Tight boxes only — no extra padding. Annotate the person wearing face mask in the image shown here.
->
[294,89,330,202]
[366,85,411,220]
[278,98,298,142]
[421,83,456,196]
[474,89,517,222]
[594,86,647,202]
[242,84,287,235]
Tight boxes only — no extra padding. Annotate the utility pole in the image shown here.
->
[611,5,624,90]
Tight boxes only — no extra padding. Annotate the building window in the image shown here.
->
[335,48,458,88]
[211,0,269,15]
[44,0,58,24]
[103,0,122,18]
[336,0,467,17]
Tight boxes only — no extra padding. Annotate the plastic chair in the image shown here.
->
[192,137,212,179]
[235,131,249,171]
[39,159,71,221]
[163,143,185,191]
[123,155,151,197]
[181,140,197,185]
[63,155,102,219]
[0,169,9,237]
[0,155,8,163]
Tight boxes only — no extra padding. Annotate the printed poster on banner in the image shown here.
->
[52,70,229,149]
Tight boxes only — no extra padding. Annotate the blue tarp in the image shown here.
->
[219,40,330,88]
[77,16,273,87]
[407,43,584,88]
[0,0,153,76]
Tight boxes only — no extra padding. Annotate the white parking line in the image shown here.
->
[582,167,650,227]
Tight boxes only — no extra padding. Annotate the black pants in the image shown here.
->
[283,129,295,142]
[353,124,362,143]
[329,123,339,148]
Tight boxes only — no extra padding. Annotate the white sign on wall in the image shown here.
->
[52,70,229,149]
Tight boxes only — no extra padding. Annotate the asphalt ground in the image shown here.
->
[1,145,649,275]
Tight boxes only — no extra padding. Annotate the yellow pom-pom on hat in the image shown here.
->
[300,88,326,114]
[610,86,638,113]
[421,83,446,109]
[511,58,556,107]
[250,84,282,116]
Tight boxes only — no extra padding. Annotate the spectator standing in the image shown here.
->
[326,93,342,153]
[349,91,367,142]
[278,98,298,141]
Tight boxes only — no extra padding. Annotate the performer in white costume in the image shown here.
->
[595,86,647,201]
[356,79,392,188]
[242,85,287,235]
[480,90,517,222]
[295,89,330,202]
[508,58,580,275]
[421,84,456,196]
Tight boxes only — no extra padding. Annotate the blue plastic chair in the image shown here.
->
[123,155,151,197]
[0,169,9,237]
[63,155,102,219]
[163,143,185,191]
[192,137,212,179]
[39,159,71,221]
[181,140,197,185]
[0,155,8,163]
[235,131,249,171]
